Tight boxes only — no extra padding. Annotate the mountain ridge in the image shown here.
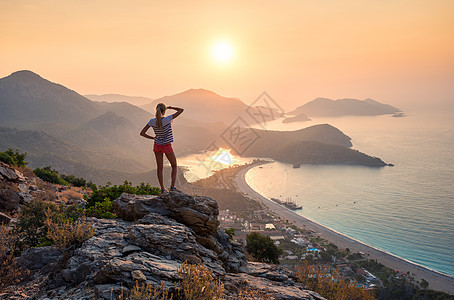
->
[289,97,401,117]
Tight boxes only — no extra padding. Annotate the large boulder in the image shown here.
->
[0,162,25,182]
[114,191,220,236]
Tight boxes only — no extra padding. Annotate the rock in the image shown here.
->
[113,193,164,221]
[131,270,146,282]
[128,213,225,275]
[4,191,321,299]
[114,191,220,236]
[18,246,64,279]
[225,272,325,300]
[0,189,21,211]
[0,164,25,182]
[121,245,141,256]
[246,262,293,282]
[94,284,129,300]
[0,212,12,224]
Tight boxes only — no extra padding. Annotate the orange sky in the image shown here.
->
[1,0,453,110]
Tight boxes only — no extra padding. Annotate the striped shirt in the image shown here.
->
[148,115,174,145]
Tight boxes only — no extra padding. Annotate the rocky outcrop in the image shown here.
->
[7,191,324,300]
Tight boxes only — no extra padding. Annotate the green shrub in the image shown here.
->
[85,198,117,219]
[0,148,27,167]
[87,181,160,207]
[224,228,235,240]
[246,232,282,264]
[60,174,87,187]
[15,199,82,248]
[33,166,68,185]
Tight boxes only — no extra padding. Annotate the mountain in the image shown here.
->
[0,71,102,127]
[216,124,388,166]
[289,97,401,117]
[85,94,154,107]
[141,88,284,125]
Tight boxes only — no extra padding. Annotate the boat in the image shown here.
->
[270,197,302,210]
[283,197,302,210]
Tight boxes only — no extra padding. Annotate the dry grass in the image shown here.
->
[0,226,24,290]
[297,261,375,300]
[238,286,272,300]
[44,210,95,250]
[127,281,172,300]
[176,262,224,300]
[58,188,83,203]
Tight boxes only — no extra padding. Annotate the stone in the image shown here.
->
[94,284,129,300]
[122,245,142,256]
[131,270,146,282]
[0,189,21,211]
[224,273,326,300]
[17,246,64,280]
[114,191,220,236]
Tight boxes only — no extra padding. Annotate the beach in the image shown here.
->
[234,164,454,295]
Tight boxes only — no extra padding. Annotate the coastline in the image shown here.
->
[234,163,454,295]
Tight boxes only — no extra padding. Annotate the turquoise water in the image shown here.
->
[245,109,454,277]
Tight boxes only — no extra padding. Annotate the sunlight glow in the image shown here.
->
[211,41,234,63]
[209,148,237,166]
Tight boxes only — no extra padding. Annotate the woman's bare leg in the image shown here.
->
[154,151,166,190]
[165,151,178,187]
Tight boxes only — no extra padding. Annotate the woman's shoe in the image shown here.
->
[169,186,180,192]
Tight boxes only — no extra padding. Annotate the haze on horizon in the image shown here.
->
[1,0,453,111]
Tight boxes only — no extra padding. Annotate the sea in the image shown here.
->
[181,108,454,277]
[245,108,454,277]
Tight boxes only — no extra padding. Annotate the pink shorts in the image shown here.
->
[153,143,174,153]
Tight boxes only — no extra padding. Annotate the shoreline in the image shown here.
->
[234,163,454,295]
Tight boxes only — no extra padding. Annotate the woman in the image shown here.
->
[140,103,184,193]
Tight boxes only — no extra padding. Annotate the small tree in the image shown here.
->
[246,232,282,264]
[420,278,429,290]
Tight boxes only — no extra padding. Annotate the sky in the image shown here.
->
[1,0,453,111]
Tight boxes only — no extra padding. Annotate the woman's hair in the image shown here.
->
[155,103,167,130]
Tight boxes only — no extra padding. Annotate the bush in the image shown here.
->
[85,198,117,219]
[0,148,27,167]
[224,228,235,240]
[33,166,68,186]
[15,199,83,248]
[296,261,375,300]
[16,199,59,247]
[128,281,171,300]
[44,210,95,250]
[87,181,160,207]
[246,232,282,264]
[0,226,24,289]
[60,174,87,187]
[176,262,224,300]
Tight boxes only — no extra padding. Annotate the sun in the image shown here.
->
[211,41,234,63]
[209,148,237,166]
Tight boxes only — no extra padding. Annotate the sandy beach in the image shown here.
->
[234,164,454,295]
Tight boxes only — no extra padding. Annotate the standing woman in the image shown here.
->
[140,103,184,193]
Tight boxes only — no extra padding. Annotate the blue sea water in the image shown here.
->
[245,109,454,277]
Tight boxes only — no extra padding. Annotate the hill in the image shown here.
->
[85,93,153,107]
[289,97,401,117]
[142,88,284,125]
[142,88,248,124]
[0,71,101,127]
[233,124,388,167]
